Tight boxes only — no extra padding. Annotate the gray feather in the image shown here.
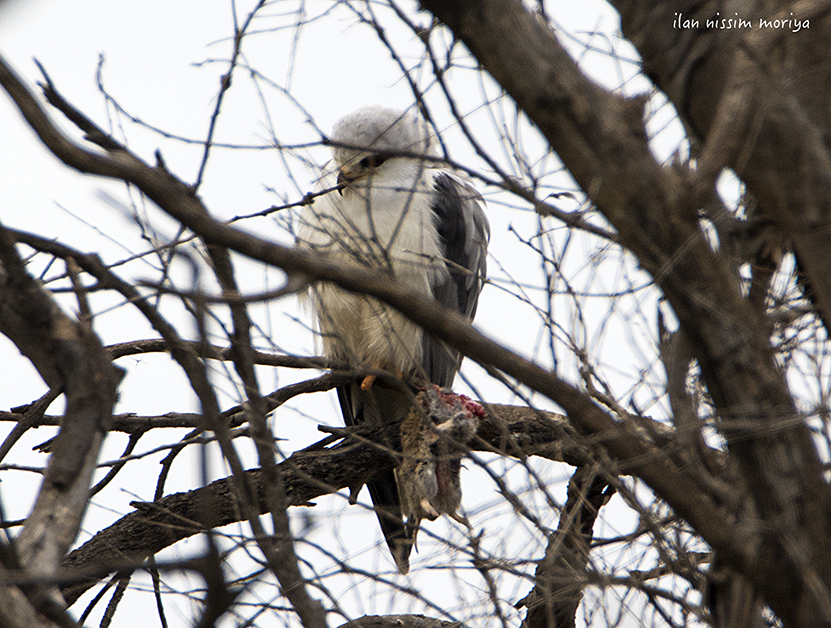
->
[424,172,490,387]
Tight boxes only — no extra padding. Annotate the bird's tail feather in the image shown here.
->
[366,472,412,574]
[337,380,414,574]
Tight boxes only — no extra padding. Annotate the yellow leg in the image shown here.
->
[360,367,402,390]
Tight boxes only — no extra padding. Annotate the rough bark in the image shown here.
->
[0,225,122,627]
[6,6,831,621]
[519,466,614,628]
[338,615,461,628]
[57,403,589,606]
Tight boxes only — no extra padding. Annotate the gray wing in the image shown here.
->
[423,171,490,388]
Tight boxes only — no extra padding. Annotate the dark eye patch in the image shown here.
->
[359,152,392,169]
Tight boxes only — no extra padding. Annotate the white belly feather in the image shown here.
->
[297,162,447,377]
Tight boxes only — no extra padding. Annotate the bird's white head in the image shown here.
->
[330,105,435,189]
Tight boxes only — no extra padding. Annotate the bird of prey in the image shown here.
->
[295,105,489,573]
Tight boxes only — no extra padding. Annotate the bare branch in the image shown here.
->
[338,616,462,628]
[56,398,715,608]
[416,1,831,623]
[0,49,750,590]
[519,465,614,628]
[0,223,121,621]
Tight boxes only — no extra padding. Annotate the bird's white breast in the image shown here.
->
[297,161,447,376]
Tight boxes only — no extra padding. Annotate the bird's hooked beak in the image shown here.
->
[337,165,364,196]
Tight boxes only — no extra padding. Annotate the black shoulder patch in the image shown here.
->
[431,173,469,271]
